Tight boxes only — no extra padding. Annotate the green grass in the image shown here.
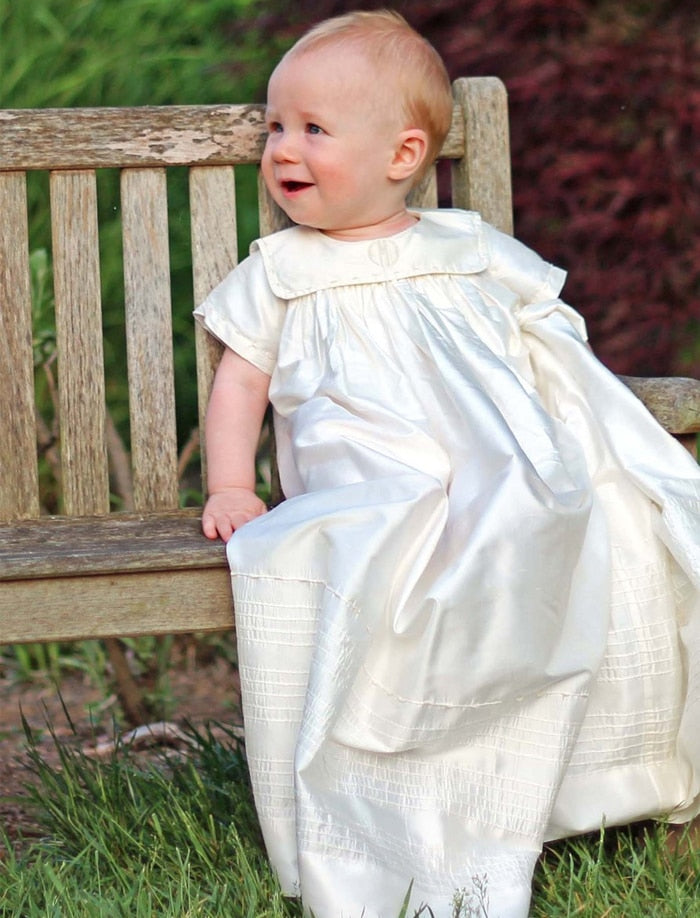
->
[532,823,699,917]
[1,719,697,917]
[1,721,300,917]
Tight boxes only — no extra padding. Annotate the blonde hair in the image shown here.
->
[284,10,453,175]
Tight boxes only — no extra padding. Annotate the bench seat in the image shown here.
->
[0,511,231,644]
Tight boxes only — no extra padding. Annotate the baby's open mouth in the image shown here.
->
[282,180,312,193]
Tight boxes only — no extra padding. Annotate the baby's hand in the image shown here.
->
[202,488,268,542]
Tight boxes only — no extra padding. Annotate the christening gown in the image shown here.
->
[194,209,700,918]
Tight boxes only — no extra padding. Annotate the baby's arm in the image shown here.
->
[202,347,271,542]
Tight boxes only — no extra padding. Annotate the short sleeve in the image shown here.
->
[193,250,286,376]
[481,221,567,302]
[482,221,589,342]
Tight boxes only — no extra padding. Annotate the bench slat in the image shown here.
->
[1,568,233,644]
[122,168,180,510]
[0,104,466,172]
[0,172,40,519]
[51,170,110,515]
[0,509,225,580]
[189,166,239,303]
[451,77,513,235]
[190,165,238,489]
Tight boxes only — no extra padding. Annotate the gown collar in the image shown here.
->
[252,209,489,299]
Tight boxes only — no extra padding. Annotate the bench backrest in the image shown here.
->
[0,78,511,523]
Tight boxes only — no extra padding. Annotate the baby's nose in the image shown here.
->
[271,133,299,163]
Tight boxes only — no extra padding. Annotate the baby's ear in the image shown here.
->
[389,129,428,183]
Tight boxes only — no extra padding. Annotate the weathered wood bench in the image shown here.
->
[1,79,698,647]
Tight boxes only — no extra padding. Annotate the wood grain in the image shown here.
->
[51,170,110,516]
[620,376,700,435]
[0,172,40,519]
[121,168,179,510]
[189,166,238,491]
[0,509,225,580]
[451,77,513,234]
[0,105,267,170]
[1,568,233,644]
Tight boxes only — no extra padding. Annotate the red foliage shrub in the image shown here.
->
[249,0,700,375]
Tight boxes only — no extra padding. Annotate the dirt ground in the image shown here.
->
[0,653,242,857]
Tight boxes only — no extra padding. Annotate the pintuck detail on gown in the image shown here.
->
[195,209,700,918]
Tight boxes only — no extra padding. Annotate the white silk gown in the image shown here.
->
[194,209,700,918]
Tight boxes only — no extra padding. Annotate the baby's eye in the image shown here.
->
[306,123,324,135]
[267,121,283,134]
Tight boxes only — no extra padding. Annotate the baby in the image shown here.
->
[200,9,453,543]
[196,10,700,917]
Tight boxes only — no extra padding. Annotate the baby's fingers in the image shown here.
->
[202,501,267,542]
[202,509,231,542]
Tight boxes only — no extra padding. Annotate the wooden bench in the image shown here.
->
[1,78,699,648]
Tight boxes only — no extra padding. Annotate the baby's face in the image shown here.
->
[262,46,411,239]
